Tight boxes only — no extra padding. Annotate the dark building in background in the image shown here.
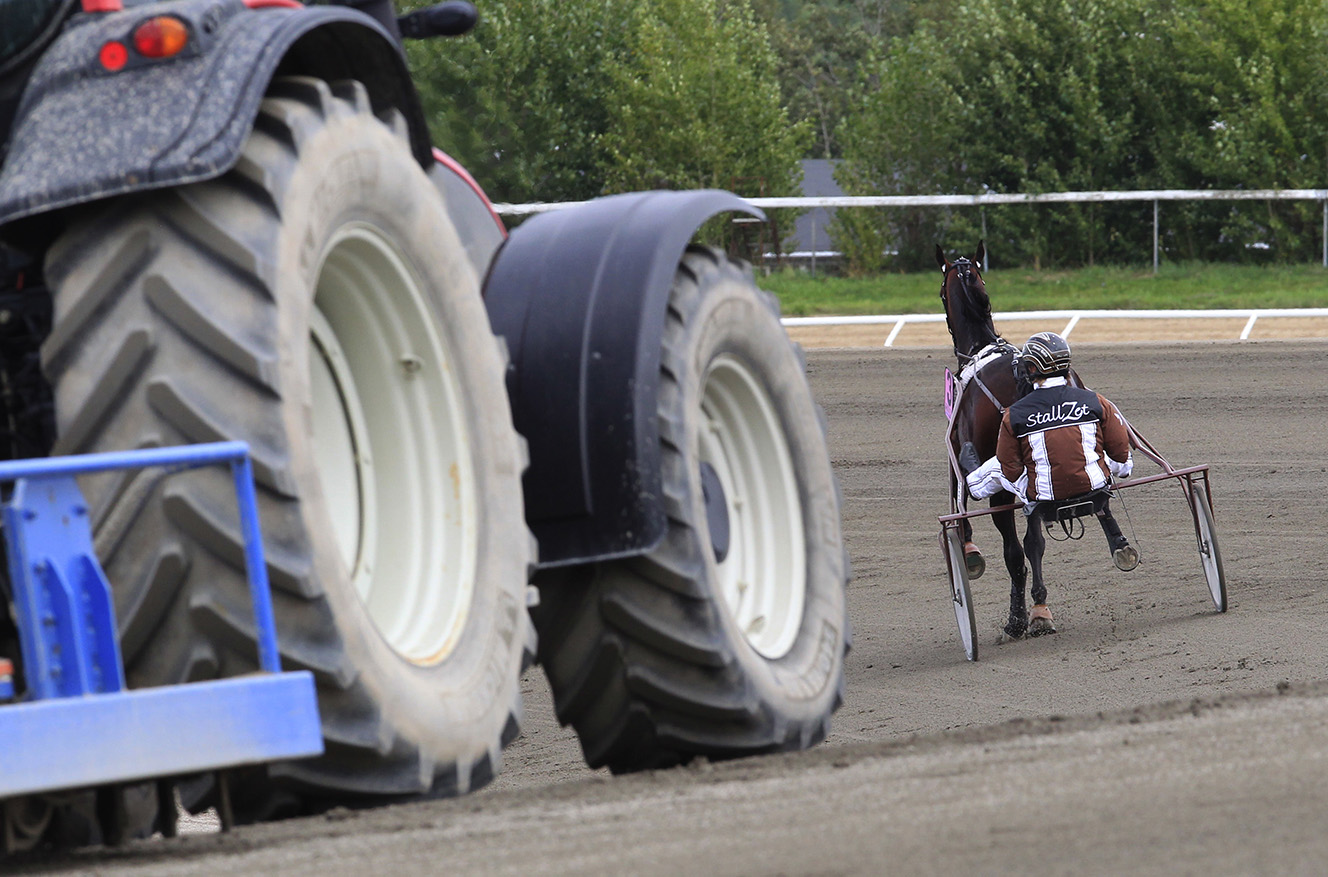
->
[790,159,843,256]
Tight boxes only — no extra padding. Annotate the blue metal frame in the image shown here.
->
[0,442,322,799]
[0,675,323,798]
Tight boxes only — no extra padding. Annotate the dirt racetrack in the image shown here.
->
[15,338,1328,876]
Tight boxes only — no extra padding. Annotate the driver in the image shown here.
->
[959,331,1138,571]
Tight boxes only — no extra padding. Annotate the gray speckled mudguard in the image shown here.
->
[0,0,430,228]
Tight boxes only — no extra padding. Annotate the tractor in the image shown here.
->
[0,0,849,849]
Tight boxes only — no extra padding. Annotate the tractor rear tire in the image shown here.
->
[40,77,535,818]
[531,246,849,772]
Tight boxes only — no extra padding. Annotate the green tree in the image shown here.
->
[836,0,1155,270]
[405,0,636,203]
[599,0,808,199]
[753,0,907,159]
[406,0,807,219]
[834,0,1328,270]
[831,29,964,271]
[1137,0,1328,260]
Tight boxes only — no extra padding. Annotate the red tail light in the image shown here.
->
[132,16,190,58]
[99,41,129,71]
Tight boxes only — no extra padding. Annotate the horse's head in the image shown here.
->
[934,242,999,359]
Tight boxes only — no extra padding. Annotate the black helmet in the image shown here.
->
[1020,332,1071,378]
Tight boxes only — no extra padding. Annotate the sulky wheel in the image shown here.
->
[40,77,535,820]
[1190,484,1227,612]
[532,246,850,772]
[944,528,978,661]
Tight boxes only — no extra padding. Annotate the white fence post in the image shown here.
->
[981,209,989,271]
[1153,200,1159,274]
[811,219,817,278]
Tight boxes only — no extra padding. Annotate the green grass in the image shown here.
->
[758,262,1328,317]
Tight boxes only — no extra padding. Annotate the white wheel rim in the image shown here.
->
[1193,488,1225,611]
[946,530,976,660]
[700,354,805,659]
[309,223,477,665]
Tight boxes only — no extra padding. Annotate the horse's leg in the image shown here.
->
[1095,499,1138,571]
[1022,507,1057,636]
[991,506,1027,638]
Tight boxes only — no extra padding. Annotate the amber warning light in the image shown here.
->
[133,16,190,58]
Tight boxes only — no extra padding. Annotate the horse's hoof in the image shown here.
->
[1027,604,1056,636]
[1003,614,1028,639]
[964,543,985,579]
[1113,545,1139,572]
[1027,617,1057,637]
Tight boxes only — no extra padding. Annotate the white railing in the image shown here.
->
[492,188,1328,269]
[780,308,1328,346]
[495,188,1328,216]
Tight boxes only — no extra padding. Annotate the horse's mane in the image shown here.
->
[958,278,995,328]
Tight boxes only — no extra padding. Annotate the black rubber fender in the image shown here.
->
[482,190,764,568]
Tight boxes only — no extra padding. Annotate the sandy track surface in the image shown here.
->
[15,340,1328,876]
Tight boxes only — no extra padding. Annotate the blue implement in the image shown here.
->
[0,674,322,798]
[0,442,323,799]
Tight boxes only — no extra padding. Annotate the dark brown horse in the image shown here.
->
[938,243,1131,639]
[936,242,1033,637]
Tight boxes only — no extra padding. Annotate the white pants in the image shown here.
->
[965,454,1130,503]
[965,457,1028,503]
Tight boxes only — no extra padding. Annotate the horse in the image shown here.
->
[937,242,1132,639]
[935,242,1035,637]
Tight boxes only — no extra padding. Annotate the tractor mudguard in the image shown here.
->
[430,148,506,280]
[0,0,429,228]
[483,189,764,568]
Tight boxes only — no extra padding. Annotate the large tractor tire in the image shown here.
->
[531,246,849,772]
[39,77,535,818]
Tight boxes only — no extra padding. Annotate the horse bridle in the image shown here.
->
[939,257,987,362]
[939,254,978,296]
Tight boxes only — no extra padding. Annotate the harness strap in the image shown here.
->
[956,340,1015,382]
[955,340,1016,417]
[970,373,1006,415]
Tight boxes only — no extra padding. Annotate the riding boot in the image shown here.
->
[958,442,982,477]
